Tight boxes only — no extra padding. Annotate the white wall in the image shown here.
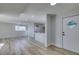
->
[47,15,52,46]
[35,33,46,44]
[51,15,56,45]
[0,14,18,23]
[0,22,28,38]
[28,23,34,40]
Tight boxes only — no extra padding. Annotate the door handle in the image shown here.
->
[62,32,65,36]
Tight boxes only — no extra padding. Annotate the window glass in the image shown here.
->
[15,25,26,31]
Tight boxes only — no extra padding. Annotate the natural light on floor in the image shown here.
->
[0,43,4,49]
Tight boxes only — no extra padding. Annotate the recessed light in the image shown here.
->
[50,3,56,6]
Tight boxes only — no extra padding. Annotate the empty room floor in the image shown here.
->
[0,37,78,55]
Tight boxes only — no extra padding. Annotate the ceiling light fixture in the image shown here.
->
[50,3,56,6]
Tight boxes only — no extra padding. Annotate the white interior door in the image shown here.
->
[63,15,79,53]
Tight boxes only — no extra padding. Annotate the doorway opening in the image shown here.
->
[47,14,56,47]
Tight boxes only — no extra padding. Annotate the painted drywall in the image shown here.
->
[51,15,56,46]
[28,23,35,40]
[47,15,52,46]
[0,14,18,23]
[0,22,28,38]
[35,33,46,44]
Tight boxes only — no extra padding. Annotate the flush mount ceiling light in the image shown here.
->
[50,3,56,6]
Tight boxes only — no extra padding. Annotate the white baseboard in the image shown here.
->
[47,43,55,47]
[47,43,62,48]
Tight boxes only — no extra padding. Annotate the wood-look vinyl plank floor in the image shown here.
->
[0,38,78,55]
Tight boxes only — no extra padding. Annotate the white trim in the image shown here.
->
[47,43,55,47]
[47,43,62,48]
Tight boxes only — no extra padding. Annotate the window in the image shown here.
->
[15,25,26,31]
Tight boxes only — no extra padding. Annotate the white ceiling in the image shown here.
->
[22,3,79,23]
[0,3,79,24]
[24,3,79,13]
[0,3,79,17]
[0,3,29,16]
